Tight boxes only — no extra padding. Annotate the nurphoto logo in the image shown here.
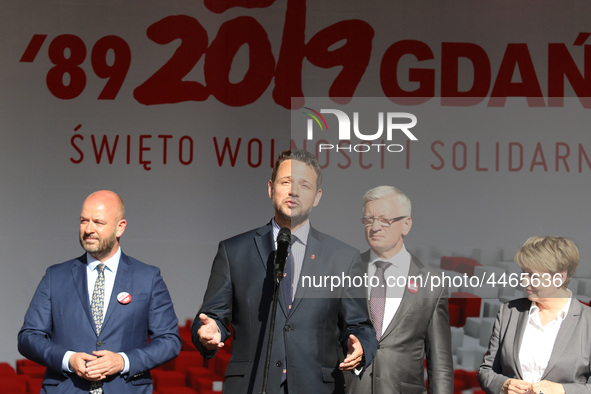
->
[302,107,418,153]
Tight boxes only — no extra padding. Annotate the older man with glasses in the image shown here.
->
[346,185,454,394]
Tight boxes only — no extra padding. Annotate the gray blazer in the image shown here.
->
[478,298,591,394]
[346,251,454,394]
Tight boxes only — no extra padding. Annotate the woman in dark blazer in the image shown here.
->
[478,236,591,394]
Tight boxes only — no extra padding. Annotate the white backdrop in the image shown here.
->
[1,0,590,364]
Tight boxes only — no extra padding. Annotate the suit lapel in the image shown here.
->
[254,224,274,273]
[361,251,373,323]
[100,253,132,331]
[512,303,529,380]
[380,256,421,341]
[291,227,323,315]
[71,254,96,334]
[542,299,582,379]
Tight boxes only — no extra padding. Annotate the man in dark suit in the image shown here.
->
[192,149,377,394]
[18,190,181,394]
[347,186,453,394]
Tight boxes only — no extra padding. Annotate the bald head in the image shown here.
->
[79,190,127,262]
[83,190,125,220]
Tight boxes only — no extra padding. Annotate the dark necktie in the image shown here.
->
[280,236,296,312]
[369,260,391,341]
[89,263,105,394]
[280,236,298,383]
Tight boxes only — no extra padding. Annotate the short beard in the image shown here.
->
[275,208,308,230]
[80,235,116,261]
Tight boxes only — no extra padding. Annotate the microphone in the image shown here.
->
[274,227,291,280]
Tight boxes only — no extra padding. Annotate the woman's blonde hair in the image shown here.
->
[515,236,579,288]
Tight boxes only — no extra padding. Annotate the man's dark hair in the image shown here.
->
[271,149,322,189]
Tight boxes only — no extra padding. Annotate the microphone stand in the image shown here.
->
[260,262,285,394]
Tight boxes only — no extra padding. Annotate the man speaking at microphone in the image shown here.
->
[192,149,377,394]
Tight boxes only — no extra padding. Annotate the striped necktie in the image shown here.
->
[369,261,391,340]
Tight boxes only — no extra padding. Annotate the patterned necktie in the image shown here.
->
[89,263,105,394]
[369,261,391,341]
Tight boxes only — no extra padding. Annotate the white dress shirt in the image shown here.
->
[518,292,572,383]
[272,218,309,297]
[62,247,130,374]
[367,246,411,337]
[86,248,121,317]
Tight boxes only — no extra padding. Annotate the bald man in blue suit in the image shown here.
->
[18,190,181,393]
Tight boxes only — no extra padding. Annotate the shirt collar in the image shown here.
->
[369,245,410,268]
[529,289,573,321]
[272,218,309,246]
[86,247,122,273]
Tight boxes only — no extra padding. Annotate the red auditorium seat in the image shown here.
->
[151,369,186,390]
[16,359,45,375]
[27,377,42,393]
[194,376,224,392]
[213,352,231,377]
[453,369,479,390]
[187,366,223,391]
[0,375,28,393]
[448,302,463,327]
[173,351,204,373]
[453,377,466,392]
[179,319,196,351]
[17,365,45,379]
[449,292,482,327]
[16,359,39,367]
[0,362,16,376]
[158,387,199,394]
[441,256,481,276]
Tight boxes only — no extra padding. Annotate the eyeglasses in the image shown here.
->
[361,216,407,228]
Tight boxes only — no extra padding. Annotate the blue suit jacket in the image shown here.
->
[18,253,181,394]
[192,223,378,394]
